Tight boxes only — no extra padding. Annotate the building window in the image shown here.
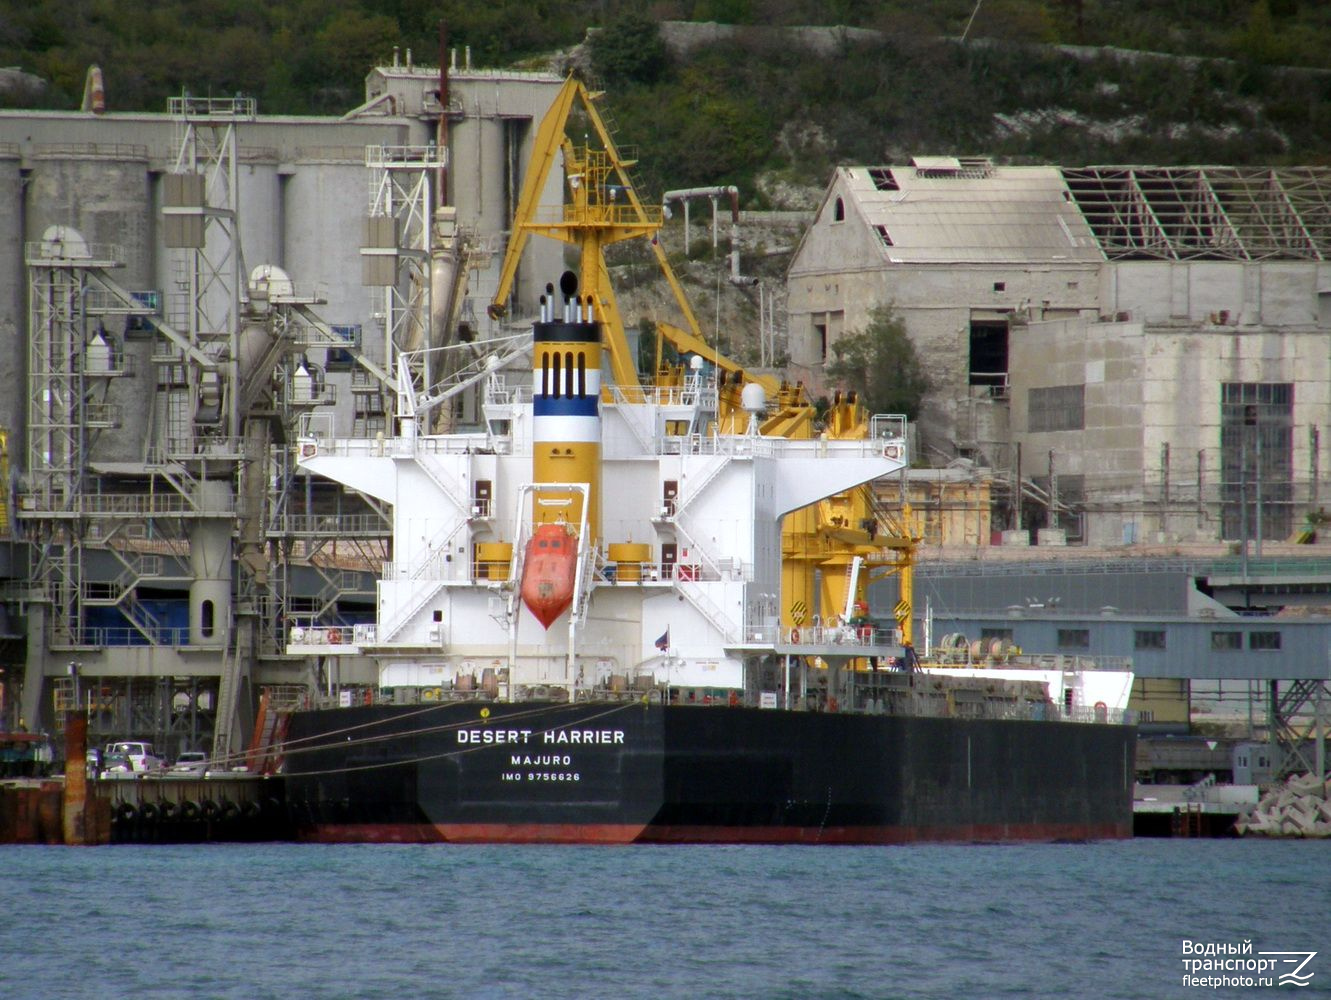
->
[968,317,1008,390]
[1134,629,1166,650]
[1249,631,1281,650]
[201,600,214,639]
[993,281,1006,292]
[868,168,898,191]
[1057,629,1090,650]
[1029,384,1085,432]
[1221,383,1293,541]
[811,310,843,363]
[833,197,845,222]
[1211,631,1242,651]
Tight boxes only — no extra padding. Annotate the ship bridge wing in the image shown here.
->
[771,440,904,517]
[296,440,397,505]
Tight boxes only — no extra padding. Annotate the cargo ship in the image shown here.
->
[280,77,1135,844]
[281,283,1135,843]
[284,696,1133,844]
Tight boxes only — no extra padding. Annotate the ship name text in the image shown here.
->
[455,728,625,746]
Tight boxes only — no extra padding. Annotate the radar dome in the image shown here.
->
[741,382,766,414]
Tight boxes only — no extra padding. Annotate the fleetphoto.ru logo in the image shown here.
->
[1181,939,1317,988]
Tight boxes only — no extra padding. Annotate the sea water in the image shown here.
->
[1,840,1328,999]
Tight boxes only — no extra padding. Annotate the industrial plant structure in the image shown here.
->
[789,160,1331,548]
[0,59,1327,785]
[0,56,566,756]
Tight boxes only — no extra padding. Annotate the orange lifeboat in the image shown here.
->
[520,523,578,629]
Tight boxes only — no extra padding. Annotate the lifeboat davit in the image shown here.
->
[520,523,578,629]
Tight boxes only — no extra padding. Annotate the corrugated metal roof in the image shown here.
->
[842,164,1104,264]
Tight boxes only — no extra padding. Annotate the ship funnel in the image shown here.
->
[522,275,604,627]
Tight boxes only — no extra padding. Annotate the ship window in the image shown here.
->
[539,540,548,548]
[577,353,586,396]
[565,351,574,397]
[201,600,215,638]
[1249,631,1281,650]
[432,610,442,622]
[833,197,845,222]
[549,352,560,398]
[1210,631,1242,651]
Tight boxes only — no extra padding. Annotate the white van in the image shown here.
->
[103,741,165,773]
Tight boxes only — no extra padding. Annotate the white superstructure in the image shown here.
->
[290,351,909,699]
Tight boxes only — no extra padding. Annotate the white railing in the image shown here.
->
[287,625,358,646]
[297,433,489,459]
[665,434,908,461]
[757,623,902,648]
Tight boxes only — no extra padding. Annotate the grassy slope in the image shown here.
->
[4,3,1331,200]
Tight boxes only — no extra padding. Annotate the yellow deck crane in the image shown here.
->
[488,76,920,645]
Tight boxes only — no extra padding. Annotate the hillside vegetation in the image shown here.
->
[4,1,1331,204]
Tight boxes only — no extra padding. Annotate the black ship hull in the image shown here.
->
[283,701,1134,844]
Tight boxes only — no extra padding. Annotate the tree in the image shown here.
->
[824,304,930,420]
[588,13,668,88]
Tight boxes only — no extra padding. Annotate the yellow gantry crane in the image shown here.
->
[488,76,919,645]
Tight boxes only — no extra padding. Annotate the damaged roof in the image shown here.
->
[838,159,1104,264]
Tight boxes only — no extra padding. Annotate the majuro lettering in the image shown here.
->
[510,755,571,766]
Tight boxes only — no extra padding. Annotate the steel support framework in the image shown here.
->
[365,144,445,421]
[1062,166,1331,261]
[1271,679,1330,780]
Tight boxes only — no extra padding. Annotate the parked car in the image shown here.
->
[170,751,208,774]
[102,741,165,773]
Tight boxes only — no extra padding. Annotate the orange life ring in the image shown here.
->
[790,628,800,643]
[328,628,342,644]
[884,443,901,460]
[1095,701,1107,710]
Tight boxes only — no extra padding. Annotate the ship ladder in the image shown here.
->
[247,690,296,775]
[246,691,272,772]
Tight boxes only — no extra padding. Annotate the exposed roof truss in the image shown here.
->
[1061,166,1331,261]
